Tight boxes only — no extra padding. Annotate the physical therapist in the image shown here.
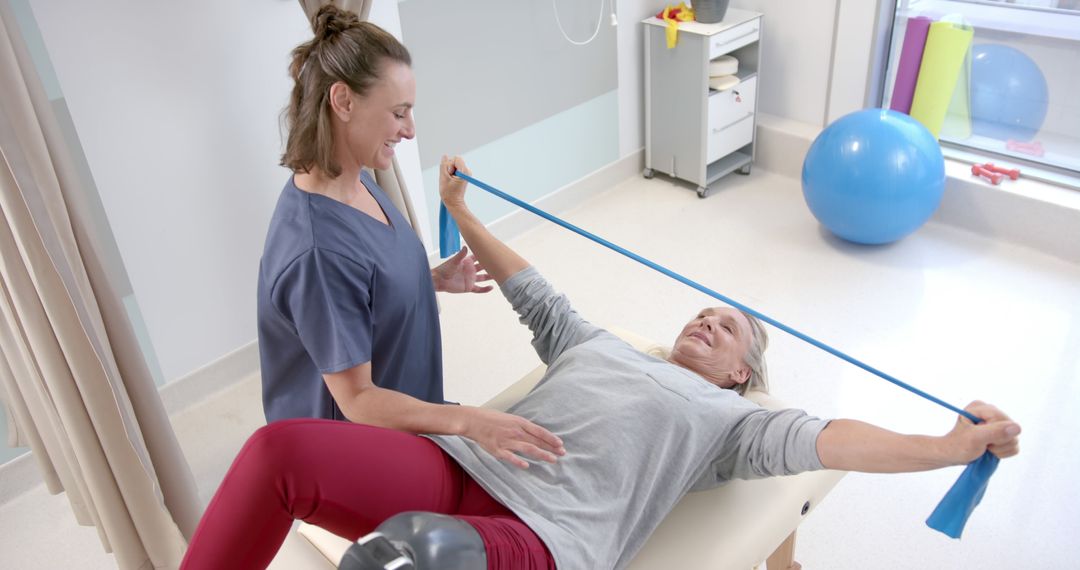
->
[257,6,563,465]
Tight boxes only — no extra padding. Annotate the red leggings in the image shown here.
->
[180,419,555,570]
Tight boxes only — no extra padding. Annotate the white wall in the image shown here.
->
[733,0,840,125]
[827,0,884,123]
[23,0,881,388]
[27,1,427,383]
[616,0,664,158]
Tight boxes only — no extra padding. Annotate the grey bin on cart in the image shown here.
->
[694,0,731,24]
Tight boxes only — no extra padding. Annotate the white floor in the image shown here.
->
[2,169,1078,569]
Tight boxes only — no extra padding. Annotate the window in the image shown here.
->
[880,0,1080,185]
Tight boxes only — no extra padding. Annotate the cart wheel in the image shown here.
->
[643,168,654,179]
[738,164,752,175]
[697,186,709,198]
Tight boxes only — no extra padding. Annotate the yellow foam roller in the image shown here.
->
[941,24,973,140]
[910,22,973,139]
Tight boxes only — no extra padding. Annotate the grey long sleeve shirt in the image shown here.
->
[427,267,829,569]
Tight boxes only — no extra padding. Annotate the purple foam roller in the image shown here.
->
[890,16,933,114]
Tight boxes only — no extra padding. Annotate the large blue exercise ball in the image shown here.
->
[970,44,1049,142]
[801,109,945,245]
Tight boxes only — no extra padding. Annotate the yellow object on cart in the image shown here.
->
[658,2,695,49]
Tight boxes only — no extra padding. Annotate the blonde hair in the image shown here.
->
[280,5,411,178]
[737,310,770,396]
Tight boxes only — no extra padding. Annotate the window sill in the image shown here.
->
[934,157,1080,263]
[755,114,1079,263]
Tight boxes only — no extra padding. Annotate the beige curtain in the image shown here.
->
[0,6,199,570]
[299,0,425,235]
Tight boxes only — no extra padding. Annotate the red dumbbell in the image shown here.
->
[981,162,1020,180]
[971,164,1003,185]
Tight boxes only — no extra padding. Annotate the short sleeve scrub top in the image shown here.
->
[257,171,442,422]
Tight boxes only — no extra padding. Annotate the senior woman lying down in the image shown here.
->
[179,157,1020,570]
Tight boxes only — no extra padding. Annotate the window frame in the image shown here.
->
[869,0,1080,190]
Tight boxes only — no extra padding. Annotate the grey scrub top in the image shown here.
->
[257,172,442,422]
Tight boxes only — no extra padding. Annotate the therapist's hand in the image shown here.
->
[432,246,494,294]
[460,407,566,469]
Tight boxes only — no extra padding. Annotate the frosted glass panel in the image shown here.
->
[400,0,620,228]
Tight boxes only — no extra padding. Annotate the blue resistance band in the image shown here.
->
[440,172,997,539]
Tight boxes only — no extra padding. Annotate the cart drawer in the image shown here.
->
[705,74,756,165]
[706,113,754,165]
[708,19,760,59]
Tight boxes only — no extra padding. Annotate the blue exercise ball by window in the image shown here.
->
[969,43,1049,142]
[801,109,945,245]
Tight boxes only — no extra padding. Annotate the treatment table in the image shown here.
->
[293,327,846,569]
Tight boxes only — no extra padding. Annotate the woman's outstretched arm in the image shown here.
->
[817,401,1020,472]
[438,156,529,285]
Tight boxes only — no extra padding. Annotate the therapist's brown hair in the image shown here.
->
[281,5,411,178]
